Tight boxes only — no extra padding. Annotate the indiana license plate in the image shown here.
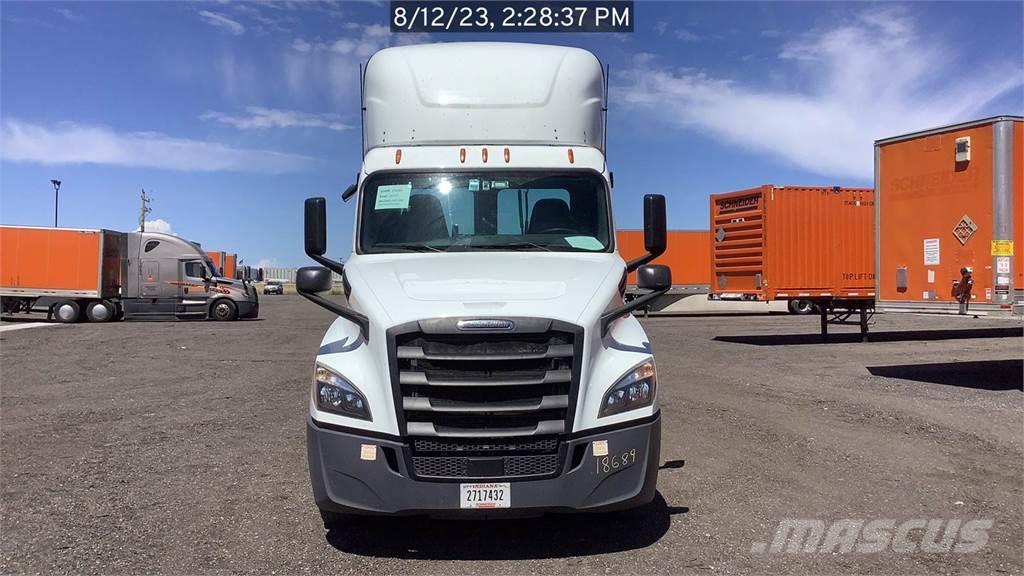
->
[459,482,510,509]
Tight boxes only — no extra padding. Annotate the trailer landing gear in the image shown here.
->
[818,299,875,342]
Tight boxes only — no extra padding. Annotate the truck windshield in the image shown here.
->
[359,172,611,253]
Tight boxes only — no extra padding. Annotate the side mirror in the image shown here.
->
[341,183,357,202]
[643,194,667,258]
[305,197,328,257]
[296,266,333,293]
[625,194,668,272]
[599,262,672,337]
[637,264,671,292]
[296,265,369,341]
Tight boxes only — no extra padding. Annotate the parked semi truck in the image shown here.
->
[296,43,672,522]
[0,225,258,322]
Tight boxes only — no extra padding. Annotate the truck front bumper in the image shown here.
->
[306,413,660,517]
[237,301,259,319]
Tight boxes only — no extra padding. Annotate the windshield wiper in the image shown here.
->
[376,243,446,253]
[469,242,552,252]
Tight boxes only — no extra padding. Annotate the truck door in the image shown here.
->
[141,261,160,297]
[178,260,212,318]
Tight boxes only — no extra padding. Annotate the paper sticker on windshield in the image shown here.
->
[565,236,604,251]
[492,181,508,189]
[375,184,411,210]
[468,179,480,192]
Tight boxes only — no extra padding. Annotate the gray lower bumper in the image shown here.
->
[307,413,661,517]
[237,299,259,319]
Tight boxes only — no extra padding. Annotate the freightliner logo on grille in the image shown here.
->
[456,319,515,331]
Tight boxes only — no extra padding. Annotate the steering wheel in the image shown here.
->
[535,227,577,235]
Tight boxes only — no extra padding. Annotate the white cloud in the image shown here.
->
[201,107,353,131]
[673,29,701,42]
[1,119,314,173]
[54,8,83,22]
[136,219,174,235]
[199,10,245,35]
[759,29,781,38]
[284,26,430,104]
[617,7,1023,180]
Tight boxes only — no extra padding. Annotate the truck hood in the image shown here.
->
[346,252,623,326]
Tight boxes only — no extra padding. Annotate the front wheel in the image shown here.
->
[210,299,238,321]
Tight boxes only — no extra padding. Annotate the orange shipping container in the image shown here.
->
[710,185,875,302]
[0,226,125,298]
[205,250,226,276]
[875,116,1022,311]
[223,253,237,279]
[617,230,710,287]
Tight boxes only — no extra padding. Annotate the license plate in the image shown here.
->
[459,482,510,509]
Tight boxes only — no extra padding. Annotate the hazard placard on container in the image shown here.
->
[991,240,1014,256]
[923,238,940,266]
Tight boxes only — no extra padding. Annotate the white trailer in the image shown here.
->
[297,42,671,522]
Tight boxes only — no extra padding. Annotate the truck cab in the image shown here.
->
[298,43,671,521]
[122,231,259,321]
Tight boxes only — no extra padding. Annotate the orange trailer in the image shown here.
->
[875,116,1022,314]
[0,226,124,299]
[205,250,226,276]
[617,230,710,311]
[223,253,238,279]
[617,230,710,287]
[710,185,875,337]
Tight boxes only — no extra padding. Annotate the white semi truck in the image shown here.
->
[297,43,671,522]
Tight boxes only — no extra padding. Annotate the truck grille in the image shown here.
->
[389,318,581,480]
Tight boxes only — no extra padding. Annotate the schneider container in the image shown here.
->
[875,115,1022,313]
[709,185,875,317]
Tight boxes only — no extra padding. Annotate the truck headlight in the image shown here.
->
[314,364,371,420]
[599,360,656,418]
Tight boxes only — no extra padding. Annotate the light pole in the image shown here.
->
[50,179,62,227]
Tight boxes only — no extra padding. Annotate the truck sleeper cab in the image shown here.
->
[297,43,672,521]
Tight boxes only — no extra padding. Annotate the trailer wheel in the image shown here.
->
[85,300,115,322]
[788,299,816,315]
[211,299,237,321]
[53,300,81,323]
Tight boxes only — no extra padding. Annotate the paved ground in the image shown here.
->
[1,296,1021,575]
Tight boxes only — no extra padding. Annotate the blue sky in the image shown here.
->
[2,1,1021,268]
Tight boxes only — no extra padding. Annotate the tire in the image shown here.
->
[53,300,81,323]
[210,299,238,321]
[788,299,816,315]
[85,300,115,322]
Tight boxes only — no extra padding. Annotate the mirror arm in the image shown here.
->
[624,242,667,273]
[599,287,670,337]
[307,253,345,277]
[625,253,654,273]
[297,289,370,342]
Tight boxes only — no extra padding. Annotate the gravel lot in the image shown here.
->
[2,296,1021,575]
